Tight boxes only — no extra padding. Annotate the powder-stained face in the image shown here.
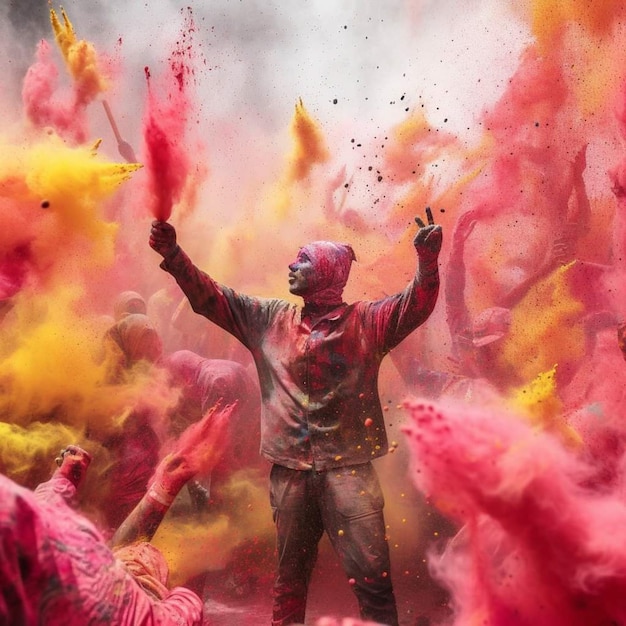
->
[288,241,355,305]
[288,250,315,296]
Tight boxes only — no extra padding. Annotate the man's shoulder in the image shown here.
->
[240,295,299,317]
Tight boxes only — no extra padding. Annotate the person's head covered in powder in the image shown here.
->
[113,291,148,321]
[102,313,163,383]
[288,240,356,306]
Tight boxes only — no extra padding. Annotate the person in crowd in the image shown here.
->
[0,442,206,625]
[100,293,165,529]
[163,348,262,510]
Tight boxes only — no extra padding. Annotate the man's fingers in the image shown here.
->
[415,207,437,229]
[423,224,442,237]
[415,224,442,240]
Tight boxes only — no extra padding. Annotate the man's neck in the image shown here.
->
[301,300,344,318]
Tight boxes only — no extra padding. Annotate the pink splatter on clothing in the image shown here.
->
[0,472,202,625]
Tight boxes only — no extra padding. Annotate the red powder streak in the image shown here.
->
[144,109,184,222]
[141,26,194,221]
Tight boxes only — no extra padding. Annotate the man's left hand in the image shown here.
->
[414,207,442,260]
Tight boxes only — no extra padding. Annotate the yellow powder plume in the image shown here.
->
[492,2,623,155]
[530,0,623,45]
[238,99,331,230]
[508,366,582,446]
[510,366,560,425]
[564,31,622,119]
[26,136,140,208]
[155,514,236,583]
[0,420,85,487]
[50,7,108,102]
[0,133,139,264]
[527,1,626,118]
[268,99,330,221]
[0,285,110,427]
[23,136,141,266]
[500,262,584,385]
[0,285,178,490]
[287,98,330,183]
[153,469,274,585]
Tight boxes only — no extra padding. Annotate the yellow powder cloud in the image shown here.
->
[287,98,330,183]
[50,7,108,102]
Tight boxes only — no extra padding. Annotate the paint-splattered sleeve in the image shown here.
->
[365,259,440,354]
[151,588,203,626]
[159,246,269,348]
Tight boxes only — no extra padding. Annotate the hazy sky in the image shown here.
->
[2,0,530,144]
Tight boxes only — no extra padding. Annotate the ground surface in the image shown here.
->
[199,533,452,626]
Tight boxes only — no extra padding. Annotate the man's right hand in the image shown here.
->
[149,220,178,258]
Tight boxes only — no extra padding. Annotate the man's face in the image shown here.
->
[288,251,315,296]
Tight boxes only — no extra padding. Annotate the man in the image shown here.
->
[149,211,442,626]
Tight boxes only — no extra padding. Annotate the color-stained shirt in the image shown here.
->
[0,473,202,626]
[161,247,439,471]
